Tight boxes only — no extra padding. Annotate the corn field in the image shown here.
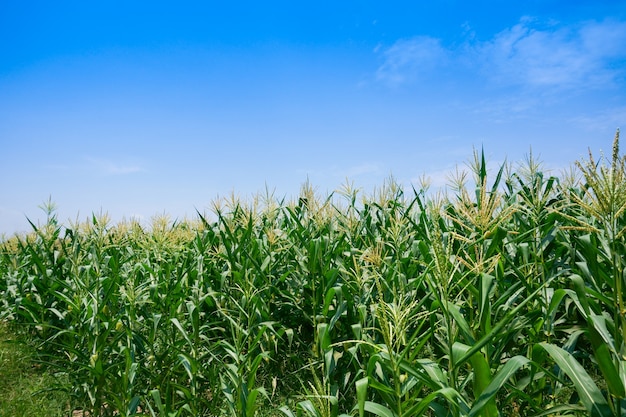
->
[1,132,626,416]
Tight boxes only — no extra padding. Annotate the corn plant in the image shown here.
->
[3,133,626,416]
[542,129,626,416]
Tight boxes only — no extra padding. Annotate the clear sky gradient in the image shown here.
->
[1,1,625,235]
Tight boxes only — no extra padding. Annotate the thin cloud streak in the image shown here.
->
[298,163,381,178]
[85,157,144,176]
[467,94,544,123]
[570,106,626,132]
[338,163,382,178]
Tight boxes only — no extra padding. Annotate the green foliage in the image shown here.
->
[1,131,625,416]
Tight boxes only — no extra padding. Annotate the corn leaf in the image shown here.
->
[469,355,530,417]
[535,342,612,417]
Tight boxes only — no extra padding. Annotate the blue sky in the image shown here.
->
[1,1,625,235]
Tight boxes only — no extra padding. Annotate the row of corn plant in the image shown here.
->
[1,131,624,416]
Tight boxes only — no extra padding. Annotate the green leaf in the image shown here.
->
[170,318,192,347]
[589,314,618,354]
[545,289,568,329]
[356,377,368,417]
[149,389,166,416]
[363,401,397,417]
[128,396,141,415]
[470,353,497,417]
[260,255,271,272]
[245,389,259,416]
[317,323,331,352]
[478,273,494,335]
[395,356,448,390]
[455,280,551,367]
[404,387,466,416]
[298,399,321,417]
[453,343,497,417]
[445,302,475,345]
[570,274,591,316]
[588,316,625,398]
[532,404,587,416]
[322,287,336,316]
[535,342,612,417]
[278,405,297,417]
[469,355,530,417]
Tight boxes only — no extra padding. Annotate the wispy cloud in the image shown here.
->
[473,18,626,89]
[338,163,382,178]
[85,157,143,175]
[297,163,382,184]
[569,106,626,131]
[467,94,545,122]
[375,36,448,85]
[44,163,71,171]
[376,18,626,91]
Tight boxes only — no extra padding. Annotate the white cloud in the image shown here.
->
[473,18,626,89]
[375,36,448,85]
[376,18,626,91]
